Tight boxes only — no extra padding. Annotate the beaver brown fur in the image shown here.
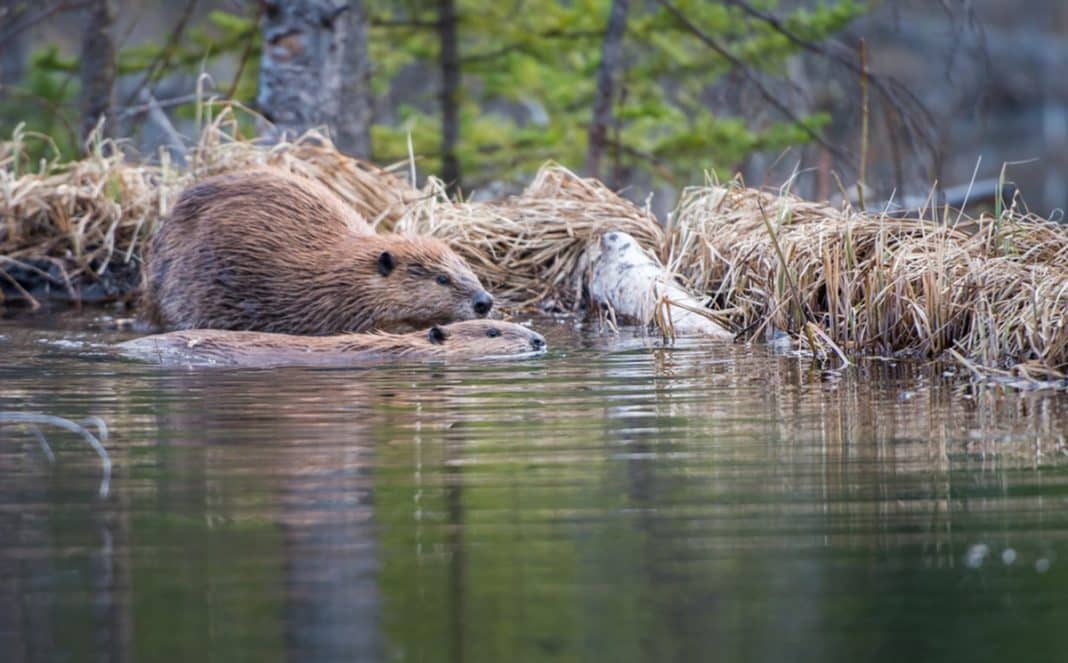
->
[141,169,493,334]
[117,319,547,367]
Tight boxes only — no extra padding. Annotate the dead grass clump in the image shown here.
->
[0,126,174,305]
[5,103,1067,378]
[667,180,1068,370]
[186,108,419,229]
[0,105,420,305]
[395,164,664,309]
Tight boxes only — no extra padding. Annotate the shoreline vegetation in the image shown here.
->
[1,104,1066,387]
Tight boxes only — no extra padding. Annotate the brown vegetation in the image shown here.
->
[2,106,1067,379]
[394,165,664,308]
[666,181,1068,373]
[0,108,417,305]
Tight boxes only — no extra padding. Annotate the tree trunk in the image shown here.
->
[335,0,373,157]
[585,0,630,181]
[257,0,373,156]
[79,0,118,144]
[439,0,461,195]
[0,0,28,88]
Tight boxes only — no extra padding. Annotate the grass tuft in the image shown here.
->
[666,181,1068,372]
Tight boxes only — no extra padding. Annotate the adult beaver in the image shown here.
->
[141,169,493,334]
[117,319,547,367]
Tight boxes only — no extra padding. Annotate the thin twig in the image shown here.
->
[27,425,57,464]
[122,0,200,107]
[225,2,262,99]
[0,412,112,498]
[721,0,938,158]
[857,39,869,210]
[117,93,201,119]
[658,0,850,164]
[0,0,93,44]
[138,90,188,163]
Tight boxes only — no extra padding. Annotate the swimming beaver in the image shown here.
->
[117,319,547,367]
[141,169,494,334]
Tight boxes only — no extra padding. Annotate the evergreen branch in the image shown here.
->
[371,17,441,29]
[462,30,605,64]
[604,137,677,182]
[0,83,80,143]
[657,0,850,164]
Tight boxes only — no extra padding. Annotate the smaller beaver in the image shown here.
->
[141,169,493,335]
[117,320,547,367]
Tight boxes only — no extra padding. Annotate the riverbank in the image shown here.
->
[3,105,1066,382]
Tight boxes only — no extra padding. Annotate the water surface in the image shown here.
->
[2,309,1068,662]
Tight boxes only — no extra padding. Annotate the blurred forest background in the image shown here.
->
[1,0,1066,219]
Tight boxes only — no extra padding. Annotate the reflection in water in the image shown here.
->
[2,312,1068,662]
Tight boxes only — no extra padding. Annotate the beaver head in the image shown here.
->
[424,319,547,358]
[326,233,494,332]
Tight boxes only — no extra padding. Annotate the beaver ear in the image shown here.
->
[427,325,449,344]
[377,251,396,276]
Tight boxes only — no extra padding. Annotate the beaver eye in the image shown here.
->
[486,328,501,338]
[436,274,451,286]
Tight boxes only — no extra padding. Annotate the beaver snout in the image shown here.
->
[472,291,494,317]
[530,334,546,351]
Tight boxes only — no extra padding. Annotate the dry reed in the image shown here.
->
[3,105,1067,379]
[0,106,417,305]
[666,180,1068,372]
[395,164,664,309]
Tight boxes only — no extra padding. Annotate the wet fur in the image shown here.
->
[118,320,547,367]
[141,169,491,334]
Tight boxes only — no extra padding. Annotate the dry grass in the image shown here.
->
[395,164,664,308]
[3,106,1067,379]
[666,180,1068,373]
[0,106,417,306]
[186,107,419,229]
[0,125,168,303]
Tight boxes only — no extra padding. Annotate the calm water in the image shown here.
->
[3,309,1068,663]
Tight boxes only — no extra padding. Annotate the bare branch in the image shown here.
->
[137,89,188,164]
[225,2,263,99]
[0,412,112,499]
[657,0,851,164]
[121,0,199,107]
[721,0,939,165]
[0,0,93,44]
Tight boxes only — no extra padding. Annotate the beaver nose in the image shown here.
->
[530,335,546,351]
[472,291,493,317]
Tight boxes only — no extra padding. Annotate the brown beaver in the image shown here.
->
[117,319,547,367]
[141,169,493,334]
